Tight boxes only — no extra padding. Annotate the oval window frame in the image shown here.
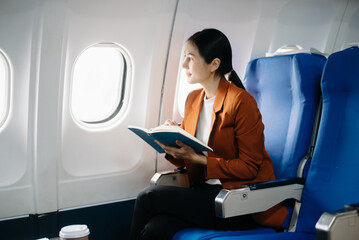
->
[70,42,132,128]
[0,49,11,129]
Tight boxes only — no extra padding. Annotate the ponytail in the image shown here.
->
[228,70,245,90]
[188,29,245,90]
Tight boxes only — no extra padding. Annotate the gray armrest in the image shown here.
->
[316,203,359,240]
[215,178,305,218]
[150,169,189,187]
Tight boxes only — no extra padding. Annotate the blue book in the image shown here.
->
[128,125,213,154]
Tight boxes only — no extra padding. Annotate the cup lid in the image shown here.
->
[59,224,90,238]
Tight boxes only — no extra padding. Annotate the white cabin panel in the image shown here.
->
[0,0,41,218]
[0,0,178,218]
[58,0,177,209]
[334,0,359,50]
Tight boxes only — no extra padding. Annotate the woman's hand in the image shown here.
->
[155,140,207,165]
[164,119,180,126]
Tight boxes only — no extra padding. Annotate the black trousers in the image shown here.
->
[129,184,258,240]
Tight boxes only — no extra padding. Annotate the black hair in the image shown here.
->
[187,28,245,89]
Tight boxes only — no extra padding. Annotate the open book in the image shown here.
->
[128,125,213,154]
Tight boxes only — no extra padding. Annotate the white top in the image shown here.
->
[196,95,214,147]
[196,94,221,185]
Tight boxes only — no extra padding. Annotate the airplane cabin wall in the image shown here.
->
[0,0,40,218]
[0,0,359,222]
[0,0,178,219]
[58,0,177,211]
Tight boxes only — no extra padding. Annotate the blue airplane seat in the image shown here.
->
[172,52,326,240]
[192,47,359,240]
[296,46,359,234]
[244,53,326,179]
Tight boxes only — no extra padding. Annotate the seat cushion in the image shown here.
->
[172,227,276,240]
[208,232,316,240]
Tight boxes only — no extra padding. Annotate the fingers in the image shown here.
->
[164,119,180,126]
[154,140,166,149]
[155,140,184,151]
[155,140,175,153]
[175,140,186,148]
[154,140,205,165]
[154,140,190,159]
[155,140,178,157]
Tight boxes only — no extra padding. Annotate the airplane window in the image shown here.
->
[0,50,10,128]
[71,43,130,124]
[177,69,201,117]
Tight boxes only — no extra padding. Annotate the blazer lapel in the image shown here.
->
[184,78,229,138]
[210,78,229,130]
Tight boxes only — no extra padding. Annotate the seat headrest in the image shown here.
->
[266,45,327,57]
[341,42,359,49]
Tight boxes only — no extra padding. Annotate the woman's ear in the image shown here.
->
[209,58,221,73]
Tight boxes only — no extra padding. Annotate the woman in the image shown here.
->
[129,28,288,240]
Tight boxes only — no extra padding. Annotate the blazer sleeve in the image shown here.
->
[206,93,268,180]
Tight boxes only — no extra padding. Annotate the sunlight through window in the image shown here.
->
[71,43,129,124]
[177,69,201,117]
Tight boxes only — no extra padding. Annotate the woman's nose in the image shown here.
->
[182,58,189,69]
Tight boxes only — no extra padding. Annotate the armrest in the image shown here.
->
[215,178,305,218]
[150,168,189,188]
[316,203,359,240]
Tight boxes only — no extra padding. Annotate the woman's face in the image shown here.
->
[182,41,213,85]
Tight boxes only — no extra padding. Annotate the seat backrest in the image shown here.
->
[243,53,326,179]
[296,47,359,234]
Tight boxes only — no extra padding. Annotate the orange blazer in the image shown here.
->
[167,78,288,229]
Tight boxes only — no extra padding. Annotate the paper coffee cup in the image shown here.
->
[59,224,90,240]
